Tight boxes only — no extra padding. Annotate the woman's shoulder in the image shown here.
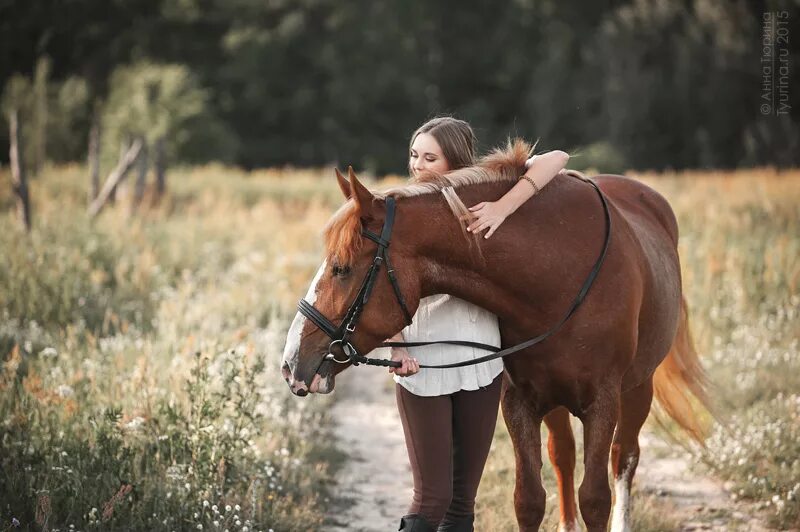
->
[424,294,497,322]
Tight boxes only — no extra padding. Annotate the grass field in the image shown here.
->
[1,164,797,530]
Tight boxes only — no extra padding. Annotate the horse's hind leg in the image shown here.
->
[578,389,620,532]
[544,407,578,532]
[502,385,546,531]
[610,376,654,532]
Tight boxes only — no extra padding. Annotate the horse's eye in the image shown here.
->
[332,264,351,277]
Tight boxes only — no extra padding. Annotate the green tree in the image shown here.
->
[102,61,235,165]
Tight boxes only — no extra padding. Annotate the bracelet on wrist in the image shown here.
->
[519,175,541,194]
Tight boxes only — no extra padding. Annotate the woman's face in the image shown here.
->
[409,132,450,177]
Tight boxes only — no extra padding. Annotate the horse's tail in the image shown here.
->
[652,295,713,443]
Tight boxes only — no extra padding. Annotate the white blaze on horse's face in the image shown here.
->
[282,259,327,379]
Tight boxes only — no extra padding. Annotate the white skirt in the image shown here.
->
[391,294,504,397]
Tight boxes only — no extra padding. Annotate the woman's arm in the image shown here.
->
[467,150,569,238]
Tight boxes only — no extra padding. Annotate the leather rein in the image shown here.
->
[297,173,611,369]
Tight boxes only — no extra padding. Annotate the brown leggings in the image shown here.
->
[395,373,503,526]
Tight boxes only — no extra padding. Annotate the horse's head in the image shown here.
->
[281,167,421,396]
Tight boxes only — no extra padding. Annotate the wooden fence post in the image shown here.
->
[87,109,101,204]
[87,138,142,219]
[8,108,32,231]
[154,136,166,202]
[130,137,148,214]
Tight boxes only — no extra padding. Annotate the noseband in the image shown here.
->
[297,173,612,369]
[298,196,413,366]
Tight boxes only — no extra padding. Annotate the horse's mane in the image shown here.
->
[323,138,535,266]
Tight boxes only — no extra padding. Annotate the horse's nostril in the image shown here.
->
[281,362,291,380]
[295,388,308,397]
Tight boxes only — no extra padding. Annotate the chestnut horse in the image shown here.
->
[281,140,710,531]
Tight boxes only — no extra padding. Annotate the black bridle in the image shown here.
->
[297,173,611,369]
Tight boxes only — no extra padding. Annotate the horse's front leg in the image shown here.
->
[501,383,546,531]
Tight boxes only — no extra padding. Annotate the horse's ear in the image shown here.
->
[334,168,351,199]
[348,166,376,219]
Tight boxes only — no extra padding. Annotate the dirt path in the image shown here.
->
[324,369,770,531]
[325,355,413,531]
[636,430,770,531]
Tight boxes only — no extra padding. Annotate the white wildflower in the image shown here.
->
[124,416,146,431]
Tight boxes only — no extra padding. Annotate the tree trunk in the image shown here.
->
[130,138,148,214]
[87,110,101,203]
[154,136,166,201]
[8,109,32,231]
[87,138,142,219]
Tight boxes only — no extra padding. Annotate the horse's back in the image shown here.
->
[590,174,679,247]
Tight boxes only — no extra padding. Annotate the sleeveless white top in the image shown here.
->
[392,294,504,397]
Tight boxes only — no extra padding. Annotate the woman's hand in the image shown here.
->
[466,201,512,239]
[388,346,420,376]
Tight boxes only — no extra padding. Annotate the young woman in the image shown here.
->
[387,116,569,531]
